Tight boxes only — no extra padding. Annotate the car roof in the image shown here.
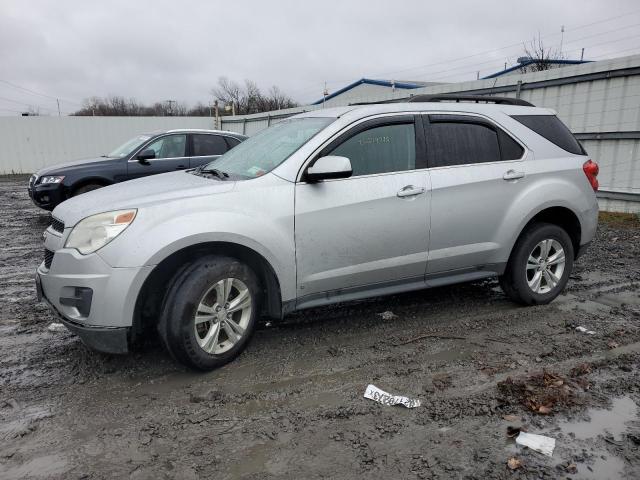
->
[165,128,246,137]
[293,102,553,121]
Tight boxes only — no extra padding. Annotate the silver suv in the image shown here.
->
[37,95,600,370]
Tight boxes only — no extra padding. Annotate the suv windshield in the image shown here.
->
[108,135,152,158]
[204,117,333,178]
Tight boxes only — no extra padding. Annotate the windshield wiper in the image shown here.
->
[199,167,229,179]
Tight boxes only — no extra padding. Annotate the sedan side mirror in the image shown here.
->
[305,156,352,183]
[137,149,156,163]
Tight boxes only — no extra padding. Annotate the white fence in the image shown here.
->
[0,116,216,174]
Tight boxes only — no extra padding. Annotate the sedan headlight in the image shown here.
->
[39,176,65,184]
[65,209,137,255]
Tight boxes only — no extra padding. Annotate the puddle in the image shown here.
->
[227,442,272,478]
[424,347,470,364]
[573,453,626,480]
[0,454,67,478]
[557,396,638,440]
[550,397,638,480]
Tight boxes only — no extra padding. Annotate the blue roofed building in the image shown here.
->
[311,78,443,107]
[483,57,591,79]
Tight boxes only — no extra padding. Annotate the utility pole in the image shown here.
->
[56,98,61,116]
[580,47,585,61]
[560,25,565,56]
[214,100,219,129]
[166,99,176,116]
[322,82,328,108]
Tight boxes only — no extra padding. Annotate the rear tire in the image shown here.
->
[500,222,574,305]
[158,255,261,371]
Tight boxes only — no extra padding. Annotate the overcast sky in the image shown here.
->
[1,0,639,115]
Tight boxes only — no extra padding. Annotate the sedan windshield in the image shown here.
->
[108,135,151,158]
[204,117,333,178]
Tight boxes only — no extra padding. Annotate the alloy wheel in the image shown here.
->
[193,278,252,354]
[526,239,566,294]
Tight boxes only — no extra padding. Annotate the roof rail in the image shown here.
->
[407,94,534,107]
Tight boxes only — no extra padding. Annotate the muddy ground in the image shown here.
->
[0,176,639,480]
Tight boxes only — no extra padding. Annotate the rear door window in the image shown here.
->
[192,134,228,156]
[511,115,585,155]
[225,137,241,149]
[426,115,523,167]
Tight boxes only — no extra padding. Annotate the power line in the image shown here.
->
[379,30,640,84]
[291,8,640,99]
[0,95,73,115]
[0,79,83,106]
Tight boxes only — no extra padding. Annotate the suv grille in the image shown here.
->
[44,249,54,269]
[50,217,65,233]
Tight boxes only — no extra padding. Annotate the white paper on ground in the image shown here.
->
[363,384,421,408]
[516,432,556,457]
[47,322,66,332]
[576,326,596,335]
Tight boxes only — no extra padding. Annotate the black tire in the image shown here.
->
[72,183,105,196]
[158,255,261,371]
[500,222,574,305]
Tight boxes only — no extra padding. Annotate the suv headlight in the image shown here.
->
[65,209,137,255]
[40,175,65,184]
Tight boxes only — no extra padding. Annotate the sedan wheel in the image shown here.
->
[194,278,252,354]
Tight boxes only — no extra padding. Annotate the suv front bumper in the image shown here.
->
[36,274,130,354]
[36,245,153,354]
[28,182,66,211]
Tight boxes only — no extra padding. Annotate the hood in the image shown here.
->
[53,170,236,226]
[35,157,119,176]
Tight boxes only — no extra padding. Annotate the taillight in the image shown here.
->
[583,159,599,191]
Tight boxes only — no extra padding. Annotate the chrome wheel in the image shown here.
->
[526,239,566,294]
[194,278,252,354]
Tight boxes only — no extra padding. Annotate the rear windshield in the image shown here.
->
[511,115,585,155]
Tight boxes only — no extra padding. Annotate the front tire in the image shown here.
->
[159,255,261,370]
[500,222,574,305]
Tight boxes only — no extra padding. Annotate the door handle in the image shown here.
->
[503,170,525,180]
[397,185,426,198]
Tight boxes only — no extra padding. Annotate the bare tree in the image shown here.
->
[519,34,566,73]
[71,81,296,117]
[211,77,297,115]
[73,96,189,116]
[187,102,212,116]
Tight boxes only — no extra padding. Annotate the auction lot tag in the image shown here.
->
[364,384,421,408]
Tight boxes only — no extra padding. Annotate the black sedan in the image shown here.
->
[28,129,247,210]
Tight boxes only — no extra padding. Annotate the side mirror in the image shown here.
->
[136,149,156,163]
[305,156,352,183]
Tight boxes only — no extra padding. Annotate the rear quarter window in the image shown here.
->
[511,115,585,155]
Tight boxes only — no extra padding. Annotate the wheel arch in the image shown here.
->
[510,205,582,262]
[132,241,283,343]
[69,176,113,195]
